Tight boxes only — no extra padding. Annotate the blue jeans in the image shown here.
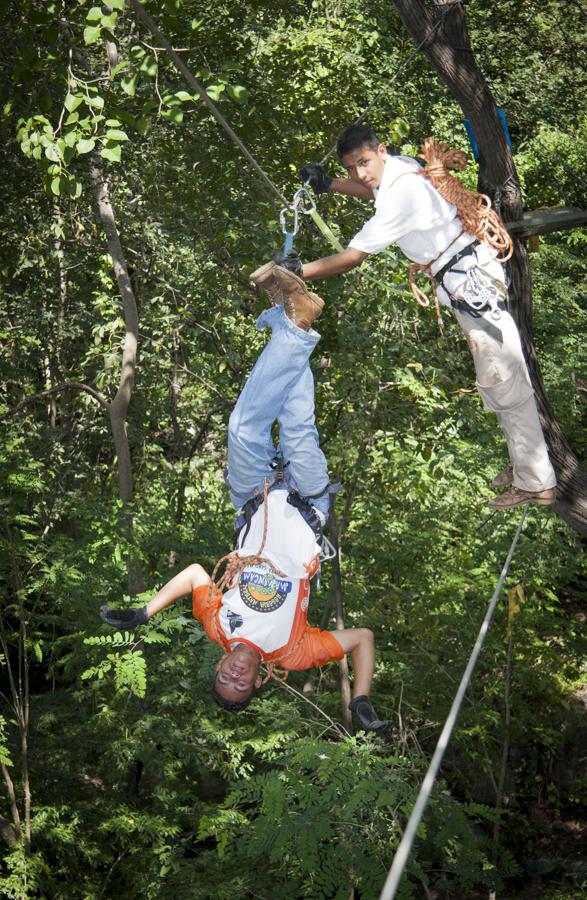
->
[227,305,330,518]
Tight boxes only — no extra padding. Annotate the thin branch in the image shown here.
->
[276,679,350,738]
[140,40,190,52]
[1,764,21,839]
[0,382,109,421]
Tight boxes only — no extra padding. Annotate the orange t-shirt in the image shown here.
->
[192,583,344,671]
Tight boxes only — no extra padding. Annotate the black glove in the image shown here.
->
[349,695,394,734]
[299,162,332,195]
[100,605,148,628]
[270,249,303,277]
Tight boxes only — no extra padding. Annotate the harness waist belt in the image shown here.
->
[433,240,480,285]
[450,298,508,317]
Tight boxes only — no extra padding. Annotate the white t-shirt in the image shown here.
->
[348,155,502,306]
[218,489,321,654]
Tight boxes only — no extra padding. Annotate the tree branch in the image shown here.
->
[1,764,21,841]
[0,813,18,848]
[0,382,109,421]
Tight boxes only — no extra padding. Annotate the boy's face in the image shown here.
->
[340,143,388,191]
[214,644,262,703]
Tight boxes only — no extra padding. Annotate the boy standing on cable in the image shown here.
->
[100,282,391,732]
[251,124,556,510]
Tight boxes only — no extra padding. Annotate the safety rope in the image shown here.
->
[421,140,513,259]
[406,139,513,327]
[378,504,529,900]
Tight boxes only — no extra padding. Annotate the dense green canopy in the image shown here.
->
[0,1,585,896]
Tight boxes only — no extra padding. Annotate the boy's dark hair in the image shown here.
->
[336,124,381,159]
[212,680,255,712]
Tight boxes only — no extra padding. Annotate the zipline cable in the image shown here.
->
[379,504,530,900]
[129,0,289,207]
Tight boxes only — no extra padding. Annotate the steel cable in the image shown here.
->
[379,504,529,900]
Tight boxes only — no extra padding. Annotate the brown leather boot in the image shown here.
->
[487,486,556,509]
[491,463,514,491]
[249,261,281,305]
[272,266,324,330]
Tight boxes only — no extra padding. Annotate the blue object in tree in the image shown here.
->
[464,108,512,161]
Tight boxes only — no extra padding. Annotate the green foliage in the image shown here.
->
[0,0,585,897]
[0,716,14,767]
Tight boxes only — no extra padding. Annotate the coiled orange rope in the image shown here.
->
[407,139,513,327]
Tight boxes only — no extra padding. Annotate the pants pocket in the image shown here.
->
[476,363,533,413]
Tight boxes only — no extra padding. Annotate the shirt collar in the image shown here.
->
[373,154,421,207]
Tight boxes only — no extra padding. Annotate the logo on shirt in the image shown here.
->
[227,611,244,634]
[239,564,292,613]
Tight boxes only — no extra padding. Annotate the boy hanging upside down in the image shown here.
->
[101,276,392,732]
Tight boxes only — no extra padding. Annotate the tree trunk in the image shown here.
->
[0,813,18,848]
[392,0,587,534]
[89,156,145,594]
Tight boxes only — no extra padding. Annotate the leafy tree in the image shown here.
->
[0,1,585,897]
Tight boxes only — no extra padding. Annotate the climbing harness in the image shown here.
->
[286,491,324,541]
[432,241,509,321]
[232,452,332,547]
[378,505,530,900]
[449,265,508,320]
[406,139,513,329]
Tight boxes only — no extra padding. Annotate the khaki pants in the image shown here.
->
[454,309,556,492]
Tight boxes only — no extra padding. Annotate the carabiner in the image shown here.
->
[279,187,317,254]
[292,186,316,216]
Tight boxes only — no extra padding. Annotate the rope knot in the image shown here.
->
[260,663,289,685]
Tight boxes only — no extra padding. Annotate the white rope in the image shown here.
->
[379,504,529,900]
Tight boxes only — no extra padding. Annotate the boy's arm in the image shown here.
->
[329,177,374,201]
[145,563,210,619]
[100,563,210,628]
[302,247,367,280]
